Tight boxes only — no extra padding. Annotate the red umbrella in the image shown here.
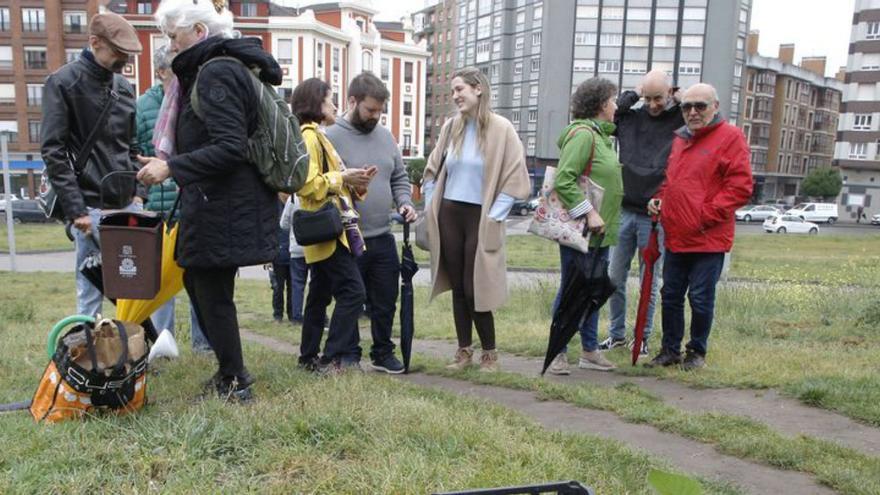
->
[632,217,662,365]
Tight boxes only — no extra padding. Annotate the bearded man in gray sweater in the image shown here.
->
[325,72,417,374]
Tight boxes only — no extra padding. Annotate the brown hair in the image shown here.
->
[348,71,389,103]
[291,78,330,125]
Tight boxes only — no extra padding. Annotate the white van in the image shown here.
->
[785,203,839,224]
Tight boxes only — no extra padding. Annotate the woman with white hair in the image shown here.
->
[137,0,283,402]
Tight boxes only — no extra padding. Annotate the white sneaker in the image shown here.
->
[547,353,571,375]
[578,350,616,371]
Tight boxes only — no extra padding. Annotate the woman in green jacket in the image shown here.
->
[547,77,624,375]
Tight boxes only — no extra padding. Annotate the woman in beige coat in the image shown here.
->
[421,67,531,372]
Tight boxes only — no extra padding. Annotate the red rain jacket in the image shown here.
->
[656,119,753,253]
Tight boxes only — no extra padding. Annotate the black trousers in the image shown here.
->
[271,261,292,320]
[300,243,366,363]
[184,266,247,379]
[350,233,400,361]
[438,199,496,350]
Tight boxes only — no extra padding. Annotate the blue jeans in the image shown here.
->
[289,257,308,322]
[150,296,211,351]
[552,244,610,353]
[660,251,725,357]
[73,203,142,317]
[608,210,665,341]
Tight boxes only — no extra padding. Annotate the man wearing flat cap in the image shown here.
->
[41,12,148,317]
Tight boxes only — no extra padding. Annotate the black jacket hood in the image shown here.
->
[173,36,283,91]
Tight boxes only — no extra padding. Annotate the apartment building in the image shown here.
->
[0,0,99,198]
[414,0,751,186]
[114,0,428,158]
[835,0,880,221]
[740,32,843,201]
[412,0,458,152]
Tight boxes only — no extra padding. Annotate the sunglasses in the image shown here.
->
[681,101,710,112]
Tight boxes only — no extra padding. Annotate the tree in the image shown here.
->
[800,167,842,200]
[405,158,426,185]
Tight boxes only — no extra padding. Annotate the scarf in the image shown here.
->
[152,76,180,160]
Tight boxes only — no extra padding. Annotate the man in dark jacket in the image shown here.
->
[325,72,416,374]
[137,14,281,400]
[41,12,146,317]
[647,83,753,370]
[600,70,683,356]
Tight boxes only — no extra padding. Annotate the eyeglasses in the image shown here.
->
[681,101,710,112]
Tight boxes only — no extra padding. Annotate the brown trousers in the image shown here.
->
[438,199,496,350]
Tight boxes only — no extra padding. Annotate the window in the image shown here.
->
[577,6,599,18]
[515,36,524,50]
[0,8,9,32]
[655,8,677,21]
[490,64,499,77]
[603,7,624,20]
[868,22,880,40]
[849,142,867,159]
[533,4,543,20]
[516,10,525,25]
[477,16,491,38]
[683,8,706,20]
[26,84,42,106]
[529,84,538,98]
[333,47,340,71]
[531,58,540,72]
[681,36,703,48]
[63,11,87,34]
[626,35,649,47]
[277,39,293,64]
[528,109,538,122]
[0,84,14,105]
[514,61,523,75]
[241,2,257,17]
[493,40,501,54]
[316,42,324,69]
[66,49,80,64]
[655,35,678,48]
[22,8,45,32]
[513,87,522,99]
[476,40,491,63]
[575,32,596,45]
[24,47,47,70]
[601,34,622,46]
[404,62,413,83]
[381,58,390,80]
[861,53,880,70]
[573,59,593,72]
[598,60,620,73]
[0,47,11,69]
[854,114,873,130]
[403,96,413,116]
[623,61,647,74]
[493,15,502,30]
[532,33,542,46]
[137,2,153,15]
[527,136,536,151]
[28,120,40,143]
[678,63,701,75]
[512,110,521,124]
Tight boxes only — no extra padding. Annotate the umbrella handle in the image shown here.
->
[47,315,96,359]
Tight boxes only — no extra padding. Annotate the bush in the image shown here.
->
[405,158,426,185]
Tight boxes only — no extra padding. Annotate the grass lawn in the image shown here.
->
[410,233,880,288]
[0,272,734,494]
[0,223,72,253]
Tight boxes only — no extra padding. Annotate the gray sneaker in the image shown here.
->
[547,352,571,375]
[682,350,705,371]
[578,350,617,371]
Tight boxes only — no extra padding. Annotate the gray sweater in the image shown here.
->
[325,117,413,238]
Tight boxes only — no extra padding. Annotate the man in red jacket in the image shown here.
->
[646,83,753,370]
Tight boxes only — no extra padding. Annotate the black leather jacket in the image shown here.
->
[40,49,145,220]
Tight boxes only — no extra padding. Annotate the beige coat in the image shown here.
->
[423,114,531,312]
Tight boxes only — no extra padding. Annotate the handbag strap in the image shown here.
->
[72,77,120,175]
[566,124,597,177]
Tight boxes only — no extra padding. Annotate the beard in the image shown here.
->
[351,109,379,134]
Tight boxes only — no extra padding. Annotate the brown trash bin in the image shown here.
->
[99,210,163,300]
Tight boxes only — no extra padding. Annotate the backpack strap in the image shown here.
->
[190,56,250,120]
[566,124,597,176]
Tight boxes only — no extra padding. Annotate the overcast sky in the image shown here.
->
[283,0,854,78]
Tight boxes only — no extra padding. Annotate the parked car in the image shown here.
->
[735,205,781,222]
[785,202,838,224]
[0,199,54,223]
[512,198,539,217]
[763,214,819,234]
[0,193,20,211]
[872,213,880,226]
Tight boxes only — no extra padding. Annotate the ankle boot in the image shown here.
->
[446,346,474,370]
[479,349,499,373]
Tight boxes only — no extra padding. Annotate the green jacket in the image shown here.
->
[554,119,623,247]
[136,84,179,215]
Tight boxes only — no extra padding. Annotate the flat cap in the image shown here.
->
[89,12,142,55]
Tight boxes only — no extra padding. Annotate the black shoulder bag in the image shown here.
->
[292,140,344,246]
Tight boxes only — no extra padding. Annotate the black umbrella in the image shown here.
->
[541,233,616,375]
[398,219,418,373]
